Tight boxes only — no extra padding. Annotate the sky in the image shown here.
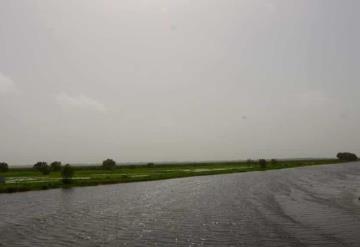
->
[0,0,359,165]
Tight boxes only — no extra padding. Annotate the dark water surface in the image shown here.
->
[1,162,360,246]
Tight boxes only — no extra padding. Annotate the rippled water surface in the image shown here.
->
[1,162,360,246]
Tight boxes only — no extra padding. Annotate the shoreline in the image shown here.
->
[0,159,346,194]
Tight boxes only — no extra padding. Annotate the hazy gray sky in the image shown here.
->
[0,0,359,165]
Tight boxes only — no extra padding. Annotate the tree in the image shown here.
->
[246,159,255,165]
[0,162,9,172]
[33,162,51,175]
[271,159,278,164]
[147,162,155,167]
[259,159,267,169]
[102,159,116,170]
[61,164,74,184]
[337,152,358,161]
[50,161,62,171]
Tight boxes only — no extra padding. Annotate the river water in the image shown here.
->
[1,162,360,246]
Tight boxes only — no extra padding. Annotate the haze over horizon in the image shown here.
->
[1,0,359,165]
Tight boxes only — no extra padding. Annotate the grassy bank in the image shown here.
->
[0,159,344,193]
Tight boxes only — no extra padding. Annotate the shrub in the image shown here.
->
[147,162,155,167]
[337,152,358,161]
[102,159,116,170]
[271,159,278,164]
[50,161,62,171]
[0,162,9,172]
[246,159,254,164]
[61,164,74,184]
[33,162,51,175]
[259,159,267,169]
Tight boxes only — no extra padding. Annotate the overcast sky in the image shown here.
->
[0,0,359,165]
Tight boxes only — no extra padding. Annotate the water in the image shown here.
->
[1,162,360,246]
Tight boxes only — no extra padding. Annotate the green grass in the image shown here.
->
[0,159,345,193]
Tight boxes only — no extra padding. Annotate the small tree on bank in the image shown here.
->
[61,164,74,184]
[271,159,278,165]
[102,159,116,170]
[50,161,62,171]
[147,162,155,168]
[259,159,267,169]
[33,162,51,175]
[0,162,9,172]
[337,152,358,162]
[246,159,255,165]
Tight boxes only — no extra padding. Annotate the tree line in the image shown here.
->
[0,153,358,179]
[0,159,117,184]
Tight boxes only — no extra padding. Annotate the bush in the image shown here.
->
[102,159,116,170]
[0,162,9,172]
[271,159,278,164]
[61,164,74,184]
[337,152,358,161]
[50,161,62,171]
[147,162,155,167]
[246,159,255,165]
[259,159,267,169]
[33,162,51,175]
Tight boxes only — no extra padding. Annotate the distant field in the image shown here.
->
[0,159,343,193]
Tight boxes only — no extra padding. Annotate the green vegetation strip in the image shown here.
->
[0,159,344,193]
